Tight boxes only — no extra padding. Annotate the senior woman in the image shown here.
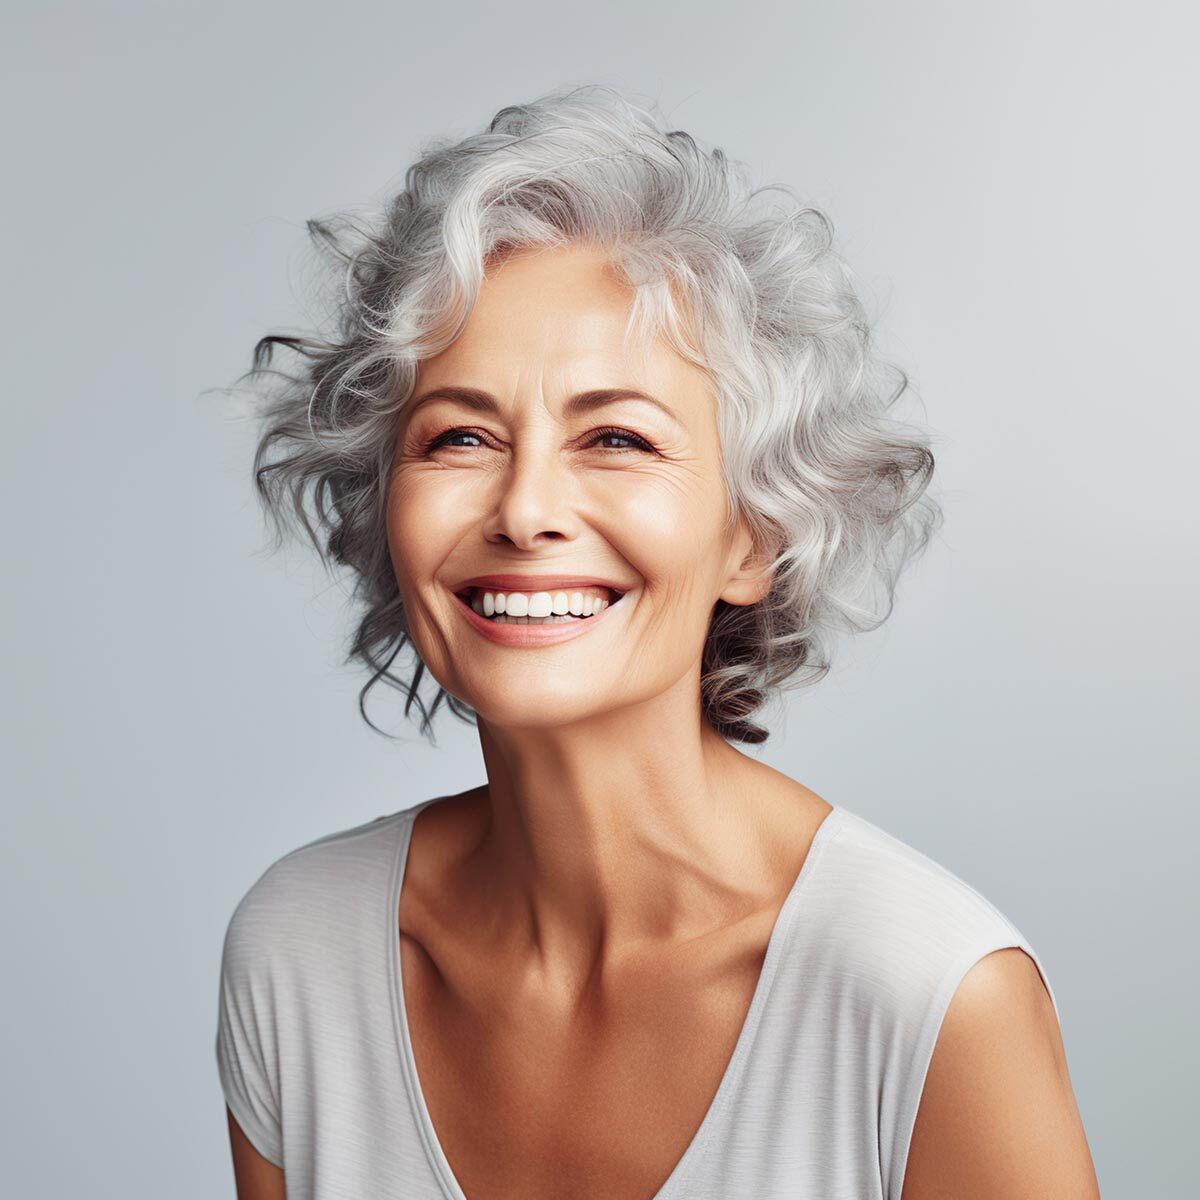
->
[215,86,1099,1200]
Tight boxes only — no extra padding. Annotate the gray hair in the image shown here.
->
[238,83,941,746]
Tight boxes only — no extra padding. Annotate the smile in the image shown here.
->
[450,587,627,647]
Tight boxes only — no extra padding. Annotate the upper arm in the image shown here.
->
[900,947,1100,1200]
[227,1106,287,1200]
[217,889,288,1186]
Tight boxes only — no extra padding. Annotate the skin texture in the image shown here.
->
[226,241,1099,1197]
[901,948,1101,1199]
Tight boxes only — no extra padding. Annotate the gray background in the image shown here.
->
[4,2,1194,1195]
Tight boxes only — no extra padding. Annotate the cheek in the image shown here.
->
[600,476,727,603]
[385,475,450,598]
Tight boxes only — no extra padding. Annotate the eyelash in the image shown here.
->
[421,425,657,455]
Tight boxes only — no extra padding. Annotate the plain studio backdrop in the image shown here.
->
[4,2,1194,1195]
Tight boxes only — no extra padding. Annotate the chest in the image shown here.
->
[398,929,771,1200]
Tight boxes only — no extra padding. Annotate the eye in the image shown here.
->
[422,427,488,453]
[585,426,657,453]
[420,425,657,455]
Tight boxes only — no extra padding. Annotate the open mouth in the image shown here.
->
[452,586,625,625]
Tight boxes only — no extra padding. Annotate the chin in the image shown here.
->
[467,685,615,731]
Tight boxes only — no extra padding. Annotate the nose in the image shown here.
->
[481,429,579,550]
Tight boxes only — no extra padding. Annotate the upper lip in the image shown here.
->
[452,574,630,598]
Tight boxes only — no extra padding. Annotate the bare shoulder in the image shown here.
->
[901,947,1100,1200]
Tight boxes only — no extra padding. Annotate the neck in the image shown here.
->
[437,670,812,996]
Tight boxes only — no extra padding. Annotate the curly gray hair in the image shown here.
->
[239,83,941,746]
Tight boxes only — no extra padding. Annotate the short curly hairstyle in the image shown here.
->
[238,82,941,746]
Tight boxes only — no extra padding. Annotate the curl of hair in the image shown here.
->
[235,83,941,746]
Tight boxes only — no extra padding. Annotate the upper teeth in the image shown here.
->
[469,589,612,618]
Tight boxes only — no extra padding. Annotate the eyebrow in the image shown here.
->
[404,385,683,429]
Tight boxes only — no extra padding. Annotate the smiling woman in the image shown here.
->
[239,85,940,748]
[383,238,801,722]
[215,84,1099,1200]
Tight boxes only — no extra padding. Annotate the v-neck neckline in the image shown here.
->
[385,797,846,1200]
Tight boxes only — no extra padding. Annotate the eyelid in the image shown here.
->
[419,425,489,452]
[420,424,657,454]
[587,425,657,452]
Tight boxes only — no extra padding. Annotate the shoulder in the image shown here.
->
[812,811,1091,1197]
[822,807,1017,927]
[219,807,409,968]
[818,809,1056,1014]
[899,948,1097,1198]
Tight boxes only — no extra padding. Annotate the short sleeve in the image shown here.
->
[215,896,285,1167]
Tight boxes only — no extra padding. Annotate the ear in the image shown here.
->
[719,513,777,608]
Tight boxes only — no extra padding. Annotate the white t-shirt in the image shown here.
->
[216,797,1060,1199]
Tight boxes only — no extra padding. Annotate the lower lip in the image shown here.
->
[452,591,625,647]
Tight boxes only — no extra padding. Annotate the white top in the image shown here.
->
[216,797,1060,1199]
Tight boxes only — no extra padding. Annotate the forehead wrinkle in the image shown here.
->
[408,313,698,432]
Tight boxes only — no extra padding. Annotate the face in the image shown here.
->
[386,242,768,730]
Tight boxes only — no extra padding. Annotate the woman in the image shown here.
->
[216,85,1099,1199]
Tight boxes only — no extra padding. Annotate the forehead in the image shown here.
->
[415,244,704,401]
